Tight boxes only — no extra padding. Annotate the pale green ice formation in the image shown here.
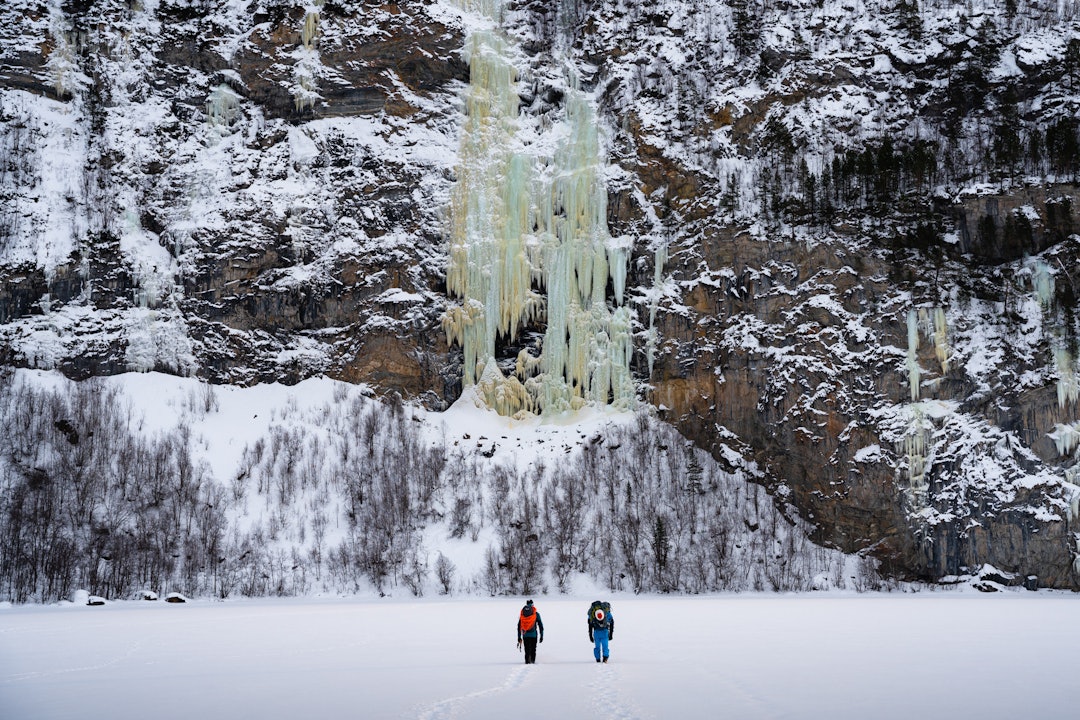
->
[1033,259,1055,309]
[292,0,326,111]
[1054,346,1079,408]
[207,84,242,134]
[906,308,921,403]
[443,0,634,417]
[902,311,928,509]
[901,307,950,510]
[1032,260,1078,408]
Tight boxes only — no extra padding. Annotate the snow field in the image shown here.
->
[2,593,1078,720]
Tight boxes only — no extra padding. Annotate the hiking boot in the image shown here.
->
[595,658,601,663]
[602,657,608,663]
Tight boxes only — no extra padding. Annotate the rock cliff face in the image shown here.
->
[0,0,466,401]
[2,0,1080,587]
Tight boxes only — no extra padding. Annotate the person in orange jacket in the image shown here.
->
[516,599,544,664]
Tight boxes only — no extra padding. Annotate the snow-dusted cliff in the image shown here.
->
[1,0,464,397]
[2,0,1080,596]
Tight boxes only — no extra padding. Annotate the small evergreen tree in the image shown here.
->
[652,515,669,576]
[730,0,761,58]
[686,455,704,495]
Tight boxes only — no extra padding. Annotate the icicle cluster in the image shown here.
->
[1051,422,1080,456]
[906,308,921,403]
[45,2,82,98]
[906,306,950,402]
[528,84,634,413]
[302,6,321,48]
[1033,259,1078,408]
[904,405,929,503]
[1054,347,1079,408]
[293,1,326,111]
[1034,260,1055,309]
[900,307,950,510]
[932,307,950,374]
[207,84,241,134]
[443,0,634,417]
[443,14,538,416]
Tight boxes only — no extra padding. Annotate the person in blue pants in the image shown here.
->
[587,600,614,663]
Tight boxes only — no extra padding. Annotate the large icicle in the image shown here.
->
[900,308,945,512]
[1033,259,1079,408]
[443,7,538,416]
[292,0,326,111]
[444,1,633,417]
[906,309,921,402]
[531,81,634,413]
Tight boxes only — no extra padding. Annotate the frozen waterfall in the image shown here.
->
[443,1,634,417]
[901,307,952,510]
[1034,260,1080,409]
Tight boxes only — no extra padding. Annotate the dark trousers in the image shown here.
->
[523,636,538,664]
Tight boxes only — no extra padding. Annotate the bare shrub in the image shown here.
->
[435,552,456,595]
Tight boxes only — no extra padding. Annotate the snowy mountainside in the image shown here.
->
[0,369,870,601]
[1,0,464,396]
[0,0,1079,591]
[522,0,1080,586]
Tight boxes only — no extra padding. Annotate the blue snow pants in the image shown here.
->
[592,628,610,661]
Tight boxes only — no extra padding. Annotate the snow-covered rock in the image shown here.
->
[0,0,1079,594]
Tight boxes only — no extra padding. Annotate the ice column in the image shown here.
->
[45,2,81,98]
[900,306,953,508]
[932,307,950,373]
[443,12,539,416]
[530,83,635,413]
[646,242,668,378]
[901,309,932,507]
[906,309,921,402]
[1034,260,1055,309]
[207,84,241,134]
[1034,260,1079,408]
[443,2,634,416]
[293,1,325,111]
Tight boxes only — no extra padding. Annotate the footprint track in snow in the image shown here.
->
[587,662,648,720]
[417,664,531,720]
[1,636,144,684]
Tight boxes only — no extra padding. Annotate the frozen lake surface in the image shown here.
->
[1,593,1077,719]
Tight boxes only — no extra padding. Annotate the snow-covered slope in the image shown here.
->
[0,369,871,600]
[2,0,1080,592]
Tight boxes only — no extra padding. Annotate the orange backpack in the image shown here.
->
[520,606,537,633]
